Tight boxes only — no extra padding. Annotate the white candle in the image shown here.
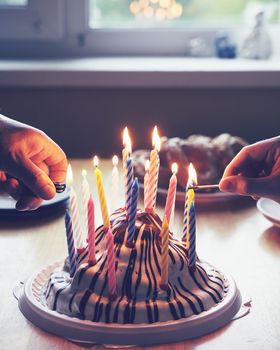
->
[67,164,84,251]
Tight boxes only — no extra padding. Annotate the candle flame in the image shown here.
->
[187,163,197,187]
[66,163,73,187]
[145,159,150,172]
[152,125,161,152]
[93,155,99,168]
[123,126,132,154]
[82,169,87,177]
[171,162,178,174]
[112,155,118,166]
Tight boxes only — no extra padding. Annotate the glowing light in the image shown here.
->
[152,126,161,152]
[130,1,141,15]
[112,155,119,166]
[82,169,87,177]
[171,162,178,174]
[123,126,132,154]
[187,162,197,187]
[143,6,154,18]
[66,164,73,187]
[93,155,99,168]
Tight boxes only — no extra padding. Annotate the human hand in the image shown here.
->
[0,114,67,210]
[219,136,280,203]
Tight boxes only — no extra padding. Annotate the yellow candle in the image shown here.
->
[160,215,170,290]
[145,126,161,211]
[93,156,110,230]
[144,159,150,209]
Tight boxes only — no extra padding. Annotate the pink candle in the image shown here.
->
[164,163,178,224]
[106,228,117,300]
[87,195,96,265]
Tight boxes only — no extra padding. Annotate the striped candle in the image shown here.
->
[111,155,119,213]
[160,215,170,290]
[164,163,178,224]
[66,164,84,251]
[106,228,117,300]
[188,201,197,271]
[122,127,132,207]
[82,170,90,207]
[126,178,139,247]
[65,209,76,277]
[143,159,150,209]
[87,195,96,265]
[182,188,194,245]
[125,158,134,211]
[145,127,161,211]
[69,187,84,251]
[93,156,110,230]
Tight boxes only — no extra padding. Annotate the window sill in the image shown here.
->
[0,57,280,88]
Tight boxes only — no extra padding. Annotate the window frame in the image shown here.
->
[0,0,66,41]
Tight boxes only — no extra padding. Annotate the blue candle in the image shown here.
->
[188,202,197,271]
[125,158,134,211]
[65,209,76,277]
[126,178,139,247]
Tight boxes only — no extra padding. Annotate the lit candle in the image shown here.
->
[144,159,150,209]
[93,156,110,230]
[82,169,90,205]
[82,169,90,240]
[65,209,76,277]
[106,228,117,300]
[126,178,139,247]
[67,164,84,251]
[164,163,178,224]
[160,215,169,290]
[125,158,134,212]
[87,195,96,265]
[111,155,119,212]
[122,127,132,206]
[145,126,161,212]
[182,163,197,245]
[188,201,197,271]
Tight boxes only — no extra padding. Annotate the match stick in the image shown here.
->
[188,184,220,190]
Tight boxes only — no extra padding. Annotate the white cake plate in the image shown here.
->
[17,260,242,346]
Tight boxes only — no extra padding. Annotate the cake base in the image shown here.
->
[17,260,242,346]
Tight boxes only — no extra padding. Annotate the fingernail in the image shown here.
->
[220,179,235,192]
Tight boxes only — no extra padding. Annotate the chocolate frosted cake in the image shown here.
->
[45,209,228,324]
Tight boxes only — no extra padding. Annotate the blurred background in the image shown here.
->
[0,0,280,157]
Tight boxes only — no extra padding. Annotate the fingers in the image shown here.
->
[10,158,56,200]
[16,193,43,211]
[219,175,278,198]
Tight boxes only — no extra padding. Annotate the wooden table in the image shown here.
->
[0,159,280,350]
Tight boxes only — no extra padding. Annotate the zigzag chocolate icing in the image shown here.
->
[45,209,228,324]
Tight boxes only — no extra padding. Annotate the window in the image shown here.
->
[89,0,280,28]
[0,0,65,41]
[0,0,279,56]
[0,0,27,6]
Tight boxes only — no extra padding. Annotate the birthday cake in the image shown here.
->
[45,208,228,324]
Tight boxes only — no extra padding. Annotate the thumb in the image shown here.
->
[10,158,56,200]
[219,175,274,198]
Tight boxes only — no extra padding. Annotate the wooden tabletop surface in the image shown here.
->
[0,159,280,350]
